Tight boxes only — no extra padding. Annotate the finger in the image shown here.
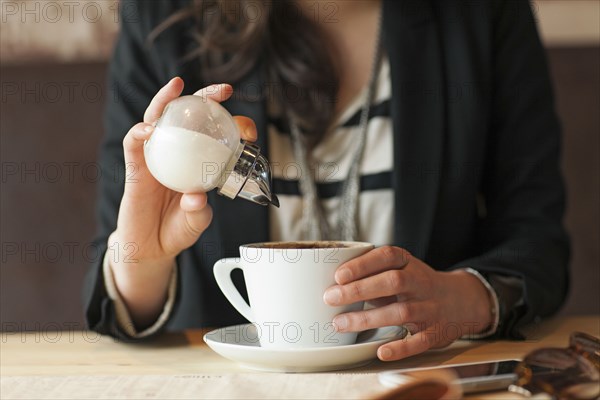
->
[193,83,233,102]
[144,77,185,124]
[335,246,411,285]
[123,122,155,168]
[234,116,257,141]
[132,124,155,140]
[378,328,436,361]
[368,296,397,308]
[324,269,413,306]
[180,193,208,212]
[181,201,213,237]
[121,123,159,193]
[333,301,427,333]
[124,122,154,150]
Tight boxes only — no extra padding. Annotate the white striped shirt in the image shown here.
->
[268,58,394,246]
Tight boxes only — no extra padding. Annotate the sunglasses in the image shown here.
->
[508,331,600,399]
[371,332,599,400]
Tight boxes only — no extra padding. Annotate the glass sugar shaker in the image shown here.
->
[144,95,279,207]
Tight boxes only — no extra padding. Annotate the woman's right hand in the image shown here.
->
[108,77,257,328]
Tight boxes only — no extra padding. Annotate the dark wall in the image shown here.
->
[1,63,106,330]
[550,48,600,316]
[1,47,598,331]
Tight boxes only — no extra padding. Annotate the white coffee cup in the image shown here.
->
[213,241,373,349]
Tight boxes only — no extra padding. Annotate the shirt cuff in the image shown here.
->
[460,267,500,339]
[102,251,177,338]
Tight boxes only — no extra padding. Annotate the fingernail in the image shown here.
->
[333,316,348,331]
[221,84,233,96]
[379,347,393,360]
[144,125,155,133]
[336,268,352,284]
[323,287,341,305]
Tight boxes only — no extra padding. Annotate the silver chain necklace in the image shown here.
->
[288,11,384,241]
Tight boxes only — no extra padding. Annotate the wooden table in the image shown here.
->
[1,316,598,399]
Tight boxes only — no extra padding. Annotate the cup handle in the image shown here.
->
[213,258,254,322]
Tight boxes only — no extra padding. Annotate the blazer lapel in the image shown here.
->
[383,0,445,258]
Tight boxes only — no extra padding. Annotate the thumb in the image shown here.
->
[179,193,213,237]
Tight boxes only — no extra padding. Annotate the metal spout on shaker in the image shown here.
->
[218,142,279,207]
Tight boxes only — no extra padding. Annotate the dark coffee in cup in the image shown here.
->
[251,241,352,249]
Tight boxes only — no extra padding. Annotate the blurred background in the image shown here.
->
[1,1,598,332]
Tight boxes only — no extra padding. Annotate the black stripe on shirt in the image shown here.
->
[340,99,391,128]
[273,171,393,199]
[268,99,391,135]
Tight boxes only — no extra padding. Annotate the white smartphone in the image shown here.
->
[378,359,520,394]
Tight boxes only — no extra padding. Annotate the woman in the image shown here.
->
[84,0,569,362]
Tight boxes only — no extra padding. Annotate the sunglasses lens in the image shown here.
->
[515,348,600,399]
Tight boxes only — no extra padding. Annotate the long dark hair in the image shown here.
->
[150,0,339,145]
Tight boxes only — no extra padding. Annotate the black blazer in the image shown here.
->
[83,0,569,340]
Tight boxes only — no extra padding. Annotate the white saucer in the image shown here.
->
[203,324,408,373]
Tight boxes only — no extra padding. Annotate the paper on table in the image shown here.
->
[1,373,387,400]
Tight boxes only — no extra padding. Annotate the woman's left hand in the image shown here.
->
[323,246,494,361]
